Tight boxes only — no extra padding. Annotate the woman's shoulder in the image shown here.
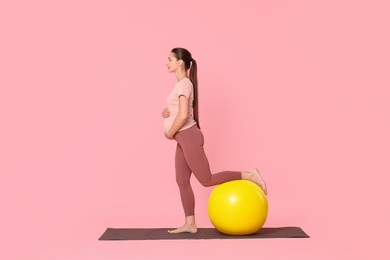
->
[174,78,193,97]
[176,77,192,84]
[175,78,193,89]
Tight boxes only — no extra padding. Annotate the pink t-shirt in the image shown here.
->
[164,78,197,133]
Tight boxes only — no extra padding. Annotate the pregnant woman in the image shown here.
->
[162,47,267,234]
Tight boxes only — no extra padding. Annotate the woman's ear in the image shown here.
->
[177,59,184,68]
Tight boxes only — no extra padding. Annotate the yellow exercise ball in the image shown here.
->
[208,180,268,235]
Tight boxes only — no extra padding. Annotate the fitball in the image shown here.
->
[208,180,268,235]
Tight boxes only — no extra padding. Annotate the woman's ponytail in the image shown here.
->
[189,59,200,129]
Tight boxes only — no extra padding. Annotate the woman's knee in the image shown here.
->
[198,176,212,187]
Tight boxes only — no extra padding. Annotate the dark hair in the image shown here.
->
[171,47,200,129]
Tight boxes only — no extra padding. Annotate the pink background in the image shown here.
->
[1,0,389,259]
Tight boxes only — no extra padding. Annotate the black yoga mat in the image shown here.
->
[99,227,309,240]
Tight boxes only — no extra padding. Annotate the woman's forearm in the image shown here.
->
[166,95,190,138]
[167,114,188,137]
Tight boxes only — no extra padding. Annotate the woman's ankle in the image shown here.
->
[185,215,196,225]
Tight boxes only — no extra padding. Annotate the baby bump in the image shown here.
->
[163,116,175,133]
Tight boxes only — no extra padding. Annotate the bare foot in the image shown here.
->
[168,223,198,234]
[246,168,268,195]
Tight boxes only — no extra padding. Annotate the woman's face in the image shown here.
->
[166,52,181,73]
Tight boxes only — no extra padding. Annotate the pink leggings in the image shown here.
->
[174,125,242,216]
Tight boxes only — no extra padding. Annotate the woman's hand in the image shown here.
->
[165,131,174,140]
[162,107,170,118]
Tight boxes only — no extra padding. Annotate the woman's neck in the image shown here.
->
[175,70,187,82]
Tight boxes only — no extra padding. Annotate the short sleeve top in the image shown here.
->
[163,78,197,133]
